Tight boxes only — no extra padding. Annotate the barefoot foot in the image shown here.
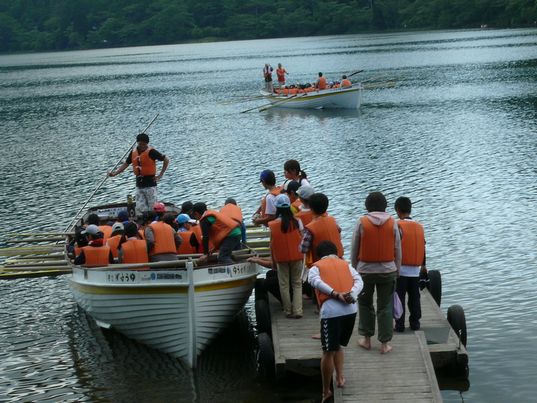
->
[380,343,393,354]
[336,376,346,388]
[358,337,371,350]
[321,390,333,403]
[311,333,321,340]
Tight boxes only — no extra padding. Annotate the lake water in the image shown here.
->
[1,28,537,402]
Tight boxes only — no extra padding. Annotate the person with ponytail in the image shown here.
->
[268,194,305,319]
[283,159,310,189]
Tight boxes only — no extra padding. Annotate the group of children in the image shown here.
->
[250,159,427,403]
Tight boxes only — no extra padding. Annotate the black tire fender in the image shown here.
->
[427,269,442,306]
[255,297,271,334]
[257,332,275,380]
[447,304,467,347]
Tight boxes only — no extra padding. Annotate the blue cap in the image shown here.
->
[275,194,291,208]
[176,214,195,225]
[260,169,275,183]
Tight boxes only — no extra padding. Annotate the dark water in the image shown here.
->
[1,28,537,402]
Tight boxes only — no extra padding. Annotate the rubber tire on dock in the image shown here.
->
[255,297,272,334]
[447,304,467,347]
[255,278,268,301]
[257,332,275,380]
[427,270,442,306]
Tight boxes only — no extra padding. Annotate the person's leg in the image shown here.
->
[320,352,335,401]
[290,260,304,317]
[334,350,345,387]
[395,276,408,332]
[407,276,421,330]
[135,187,147,217]
[277,262,292,316]
[217,235,240,264]
[376,272,397,353]
[358,274,375,349]
[264,269,281,302]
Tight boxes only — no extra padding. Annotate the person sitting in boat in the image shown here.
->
[341,75,352,88]
[107,132,170,219]
[191,202,242,265]
[86,213,112,240]
[118,222,149,264]
[315,72,327,90]
[106,222,125,262]
[253,170,281,227]
[152,201,167,222]
[220,198,247,246]
[181,201,194,217]
[175,214,199,255]
[145,213,182,262]
[74,224,114,267]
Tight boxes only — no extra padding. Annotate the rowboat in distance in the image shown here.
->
[260,84,363,110]
[66,201,268,368]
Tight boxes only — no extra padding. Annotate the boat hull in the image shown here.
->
[69,261,258,367]
[262,86,362,109]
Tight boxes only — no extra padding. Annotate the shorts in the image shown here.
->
[320,313,356,352]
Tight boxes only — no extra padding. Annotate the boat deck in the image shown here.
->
[268,287,467,400]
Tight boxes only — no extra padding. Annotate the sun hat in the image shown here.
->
[111,222,124,233]
[296,185,315,200]
[81,224,100,235]
[275,194,291,208]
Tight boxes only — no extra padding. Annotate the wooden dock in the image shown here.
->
[265,287,468,401]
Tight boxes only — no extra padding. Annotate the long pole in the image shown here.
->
[63,113,159,232]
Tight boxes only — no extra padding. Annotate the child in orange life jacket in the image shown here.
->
[175,214,199,255]
[308,241,363,403]
[394,197,426,332]
[295,185,315,226]
[74,224,114,267]
[144,213,182,262]
[106,222,125,262]
[221,198,247,246]
[350,192,401,354]
[282,180,302,214]
[253,169,280,227]
[118,222,149,264]
[269,194,305,319]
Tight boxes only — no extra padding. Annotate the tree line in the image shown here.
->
[0,0,536,52]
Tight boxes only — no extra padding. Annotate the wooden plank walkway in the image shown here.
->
[268,287,467,401]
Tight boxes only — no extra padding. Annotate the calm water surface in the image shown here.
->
[1,29,537,402]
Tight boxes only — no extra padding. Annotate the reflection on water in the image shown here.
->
[1,28,537,402]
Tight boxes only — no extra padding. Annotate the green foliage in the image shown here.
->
[0,0,535,52]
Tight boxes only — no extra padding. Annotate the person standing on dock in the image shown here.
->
[308,241,363,403]
[276,63,288,89]
[253,170,281,227]
[282,159,310,188]
[350,192,401,354]
[394,196,426,332]
[108,132,169,219]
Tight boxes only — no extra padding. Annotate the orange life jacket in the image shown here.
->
[99,225,112,241]
[260,186,282,218]
[138,228,145,239]
[295,209,313,226]
[106,235,122,259]
[341,79,352,87]
[191,224,211,252]
[358,216,395,262]
[306,215,343,266]
[268,219,304,263]
[220,203,243,225]
[398,220,425,266]
[148,221,177,256]
[317,77,327,90]
[131,147,156,177]
[201,210,239,249]
[120,239,149,264]
[82,245,111,267]
[177,231,198,254]
[314,257,354,307]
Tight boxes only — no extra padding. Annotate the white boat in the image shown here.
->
[67,202,264,368]
[261,84,363,109]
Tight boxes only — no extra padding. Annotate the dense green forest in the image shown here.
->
[0,0,536,52]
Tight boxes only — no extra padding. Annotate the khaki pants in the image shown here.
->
[276,260,304,316]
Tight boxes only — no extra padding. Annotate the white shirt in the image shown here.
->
[264,193,277,215]
[308,255,364,319]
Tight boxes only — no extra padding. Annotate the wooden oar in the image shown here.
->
[240,94,301,113]
[347,69,364,78]
[7,237,66,244]
[258,93,308,112]
[6,232,74,238]
[0,246,65,256]
[63,113,159,232]
[0,268,72,280]
[219,95,266,105]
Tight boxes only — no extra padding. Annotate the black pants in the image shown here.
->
[218,235,241,264]
[395,276,421,331]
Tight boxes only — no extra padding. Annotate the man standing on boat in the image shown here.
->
[315,72,327,90]
[108,132,169,219]
[263,63,274,93]
[276,63,288,89]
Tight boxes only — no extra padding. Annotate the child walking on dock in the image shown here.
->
[309,241,363,402]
